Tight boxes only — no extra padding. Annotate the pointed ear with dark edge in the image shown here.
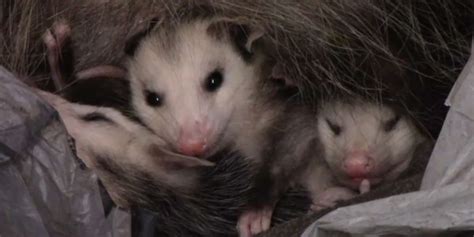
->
[124,18,160,56]
[208,19,265,62]
[269,62,298,87]
[229,24,265,61]
[148,144,215,170]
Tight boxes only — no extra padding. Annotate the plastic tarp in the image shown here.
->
[301,40,474,237]
[0,67,131,237]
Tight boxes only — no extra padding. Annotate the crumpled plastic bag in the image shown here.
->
[0,66,130,237]
[302,39,474,237]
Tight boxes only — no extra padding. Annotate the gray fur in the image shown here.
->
[1,0,471,137]
[38,90,310,236]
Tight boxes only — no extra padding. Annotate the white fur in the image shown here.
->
[37,91,209,206]
[299,100,426,210]
[128,20,268,158]
[317,101,426,188]
[127,20,282,236]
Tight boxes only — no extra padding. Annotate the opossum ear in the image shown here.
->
[208,19,264,61]
[125,18,160,56]
[269,63,297,88]
[228,24,264,60]
[149,145,215,170]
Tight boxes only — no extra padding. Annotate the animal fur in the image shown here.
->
[1,1,472,235]
[1,0,471,138]
[37,90,310,236]
[299,99,430,210]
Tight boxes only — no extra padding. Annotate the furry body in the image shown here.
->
[125,16,312,236]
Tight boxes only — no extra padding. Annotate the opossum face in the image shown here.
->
[317,101,425,189]
[128,20,263,158]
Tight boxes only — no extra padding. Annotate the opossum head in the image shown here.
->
[127,19,266,158]
[317,100,426,189]
[37,90,215,205]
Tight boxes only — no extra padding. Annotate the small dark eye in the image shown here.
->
[325,118,342,136]
[204,70,224,92]
[384,114,401,132]
[145,90,163,107]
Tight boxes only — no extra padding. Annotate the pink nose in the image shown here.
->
[177,121,210,156]
[178,139,207,156]
[343,151,373,178]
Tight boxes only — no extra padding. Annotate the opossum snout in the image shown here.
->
[178,139,207,157]
[343,150,374,178]
[177,120,211,157]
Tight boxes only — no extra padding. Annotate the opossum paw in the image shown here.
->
[42,20,71,91]
[42,29,56,51]
[310,187,356,212]
[43,20,71,51]
[237,206,273,237]
[50,20,71,47]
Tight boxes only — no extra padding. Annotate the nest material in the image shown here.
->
[2,0,471,85]
[1,0,472,137]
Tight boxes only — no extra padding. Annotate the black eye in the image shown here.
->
[384,114,401,132]
[325,118,342,136]
[144,90,163,107]
[204,70,224,92]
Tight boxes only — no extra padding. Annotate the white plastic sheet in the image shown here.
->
[302,39,474,237]
[0,67,131,237]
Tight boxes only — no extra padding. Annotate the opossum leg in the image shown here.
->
[237,164,279,236]
[238,120,320,235]
[43,30,65,91]
[43,21,125,87]
[310,186,357,211]
[236,154,284,235]
[237,206,273,237]
[42,20,71,92]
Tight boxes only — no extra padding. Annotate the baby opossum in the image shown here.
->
[39,19,311,236]
[125,16,313,236]
[299,99,429,210]
[37,90,214,204]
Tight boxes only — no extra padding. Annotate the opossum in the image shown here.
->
[38,19,310,236]
[125,16,315,236]
[37,90,214,204]
[299,99,429,210]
